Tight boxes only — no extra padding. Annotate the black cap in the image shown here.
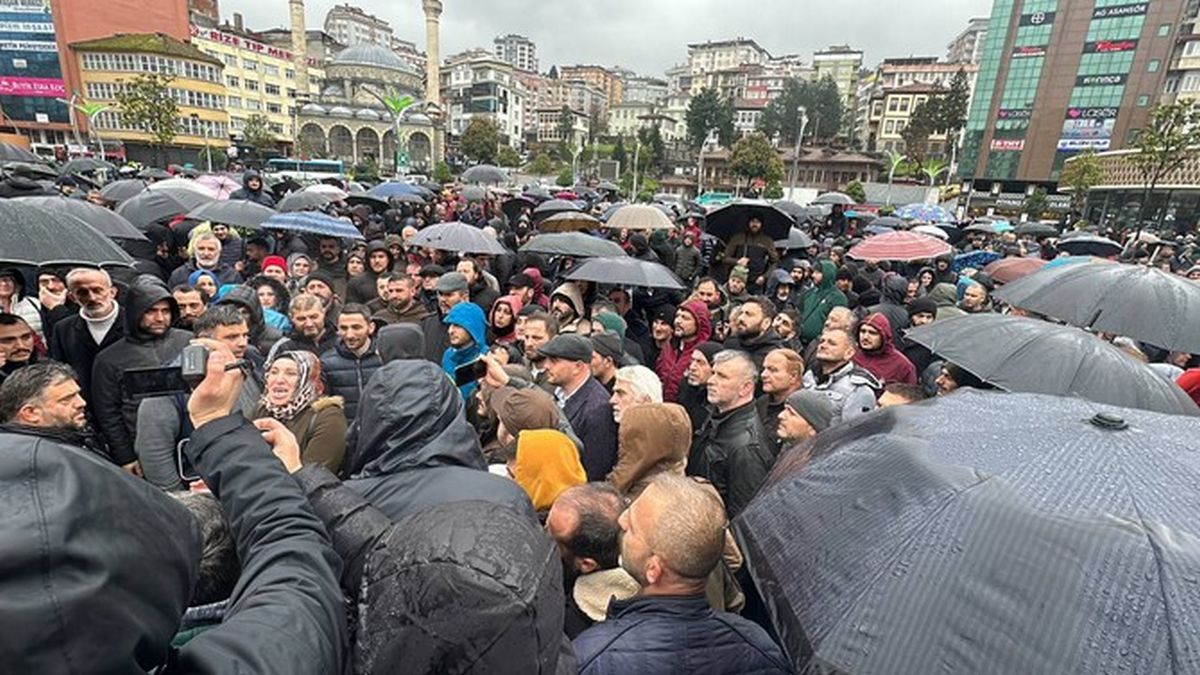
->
[419,264,445,278]
[508,272,532,289]
[537,334,593,362]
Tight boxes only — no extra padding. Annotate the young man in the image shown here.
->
[320,304,383,421]
[802,328,880,424]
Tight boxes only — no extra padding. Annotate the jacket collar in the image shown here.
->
[607,593,711,621]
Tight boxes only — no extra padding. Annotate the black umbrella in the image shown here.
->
[705,200,794,242]
[0,142,39,163]
[462,185,488,201]
[596,181,620,192]
[99,179,147,204]
[737,390,1200,674]
[410,222,507,255]
[994,260,1200,353]
[16,196,146,241]
[345,194,391,213]
[502,195,538,221]
[775,227,815,251]
[1056,234,1121,257]
[566,257,684,290]
[60,157,115,175]
[871,215,907,230]
[520,233,626,258]
[523,185,552,201]
[811,191,855,206]
[420,180,443,193]
[186,200,276,230]
[0,200,133,266]
[906,313,1198,415]
[116,191,188,229]
[532,198,582,222]
[277,191,332,213]
[1015,221,1058,238]
[138,168,172,180]
[461,164,508,185]
[4,161,58,179]
[148,186,212,211]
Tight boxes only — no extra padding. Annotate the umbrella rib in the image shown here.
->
[1122,482,1183,675]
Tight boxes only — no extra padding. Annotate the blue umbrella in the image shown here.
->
[952,250,1002,273]
[895,203,955,224]
[261,212,363,239]
[368,182,423,199]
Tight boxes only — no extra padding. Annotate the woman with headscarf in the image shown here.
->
[187,269,220,302]
[286,253,314,296]
[253,351,346,472]
[488,294,524,346]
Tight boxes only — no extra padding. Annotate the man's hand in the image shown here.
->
[253,418,302,473]
[480,353,510,390]
[187,339,245,429]
[39,286,67,311]
[121,460,142,477]
[737,257,750,267]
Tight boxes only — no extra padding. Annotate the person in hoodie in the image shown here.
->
[655,300,712,402]
[90,275,192,472]
[550,282,591,335]
[228,169,276,207]
[868,272,912,333]
[443,301,488,399]
[799,259,849,345]
[346,240,394,305]
[496,390,587,519]
[853,312,917,386]
[375,322,426,363]
[489,293,523,346]
[215,284,283,354]
[0,267,43,340]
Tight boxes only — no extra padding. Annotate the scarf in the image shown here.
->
[260,351,321,422]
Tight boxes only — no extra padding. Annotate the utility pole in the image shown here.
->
[787,106,809,198]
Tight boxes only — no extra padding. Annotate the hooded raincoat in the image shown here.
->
[853,312,918,385]
[442,301,488,399]
[512,429,587,512]
[607,403,692,498]
[799,259,849,343]
[654,300,713,402]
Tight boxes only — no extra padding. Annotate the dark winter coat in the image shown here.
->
[90,276,192,465]
[346,241,394,305]
[563,376,619,481]
[420,306,452,364]
[319,341,383,422]
[572,594,790,675]
[49,306,125,399]
[723,327,786,371]
[271,320,339,359]
[868,273,911,334]
[688,400,776,518]
[338,359,535,521]
[0,416,346,674]
[215,284,283,354]
[673,245,702,283]
[799,260,849,344]
[228,169,276,207]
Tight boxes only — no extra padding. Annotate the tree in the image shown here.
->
[496,145,521,168]
[901,100,940,169]
[637,125,666,176]
[1129,100,1200,231]
[685,87,734,150]
[759,76,844,145]
[113,73,178,165]
[612,135,627,170]
[556,105,576,150]
[555,166,574,187]
[729,132,783,186]
[432,161,453,184]
[527,152,555,176]
[920,159,948,186]
[241,114,276,157]
[845,180,867,203]
[883,150,908,206]
[460,117,501,164]
[763,181,784,199]
[588,107,608,142]
[1023,187,1049,220]
[354,158,379,183]
[1059,148,1103,218]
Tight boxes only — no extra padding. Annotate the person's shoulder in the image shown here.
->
[572,612,653,668]
[710,611,791,663]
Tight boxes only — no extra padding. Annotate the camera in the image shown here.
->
[123,344,212,398]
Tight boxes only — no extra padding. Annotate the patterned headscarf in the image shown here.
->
[261,351,323,421]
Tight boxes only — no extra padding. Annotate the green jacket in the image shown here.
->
[799,260,848,343]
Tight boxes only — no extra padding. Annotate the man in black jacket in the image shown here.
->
[319,304,382,421]
[90,275,192,473]
[0,340,346,674]
[167,233,242,288]
[420,272,469,363]
[688,349,776,518]
[50,268,124,400]
[539,335,618,481]
[273,293,338,357]
[722,296,784,370]
[227,169,276,207]
[215,285,283,354]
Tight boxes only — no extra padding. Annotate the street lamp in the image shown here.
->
[632,139,642,198]
[787,106,809,198]
[292,97,310,159]
[190,113,212,173]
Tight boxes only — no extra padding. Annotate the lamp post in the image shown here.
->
[885,151,908,207]
[696,127,717,197]
[787,106,809,198]
[190,113,212,173]
[292,97,310,159]
[632,139,641,198]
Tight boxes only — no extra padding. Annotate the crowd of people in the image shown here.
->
[2,167,1197,674]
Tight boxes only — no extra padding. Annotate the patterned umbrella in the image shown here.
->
[195,174,240,200]
[261,212,363,239]
[894,203,955,224]
[847,231,952,261]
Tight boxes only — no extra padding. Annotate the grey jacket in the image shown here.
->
[802,360,881,424]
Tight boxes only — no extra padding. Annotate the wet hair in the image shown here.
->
[0,361,77,423]
[172,284,211,305]
[557,482,624,569]
[174,492,238,606]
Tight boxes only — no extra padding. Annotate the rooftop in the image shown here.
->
[331,43,414,72]
[71,33,222,66]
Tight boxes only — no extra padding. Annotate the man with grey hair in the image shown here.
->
[688,350,776,518]
[168,232,242,288]
[52,268,124,400]
[572,474,789,673]
[609,365,663,423]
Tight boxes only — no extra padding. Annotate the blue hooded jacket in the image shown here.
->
[442,302,488,398]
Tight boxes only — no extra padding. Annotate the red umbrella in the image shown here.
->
[984,257,1047,284]
[847,231,952,262]
[554,191,578,200]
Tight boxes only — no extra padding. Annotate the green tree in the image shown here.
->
[845,180,867,203]
[920,159,948,186]
[760,77,844,144]
[460,117,501,164]
[1058,148,1104,218]
[901,100,940,169]
[527,152,555,176]
[556,105,576,152]
[637,125,666,176]
[685,87,735,150]
[354,158,379,182]
[113,73,178,165]
[1024,187,1049,220]
[588,107,607,142]
[241,114,276,157]
[612,135,627,170]
[763,180,784,199]
[555,166,574,187]
[939,70,970,156]
[729,132,783,185]
[1129,100,1200,230]
[496,145,521,168]
[432,161,453,184]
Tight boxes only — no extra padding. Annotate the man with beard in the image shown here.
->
[171,285,208,331]
[960,278,992,314]
[373,274,428,325]
[420,272,469,364]
[722,297,783,371]
[320,304,383,421]
[551,282,590,335]
[693,277,728,332]
[51,268,124,399]
[315,237,348,300]
[346,241,394,306]
[456,257,499,315]
[545,483,626,639]
[0,314,38,383]
[721,216,778,293]
[90,276,192,473]
[167,233,241,288]
[802,327,880,425]
[0,362,101,456]
[274,293,339,357]
[572,474,789,673]
[228,168,276,207]
[521,311,558,391]
[798,260,848,346]
[440,301,487,399]
[655,300,712,402]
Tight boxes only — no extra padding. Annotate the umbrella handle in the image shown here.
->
[1087,308,1102,329]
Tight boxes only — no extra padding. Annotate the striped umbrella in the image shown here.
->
[847,231,953,262]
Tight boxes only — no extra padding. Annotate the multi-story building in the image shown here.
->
[188,0,220,27]
[622,76,669,104]
[559,65,623,106]
[812,45,863,137]
[959,0,1188,191]
[877,56,977,90]
[687,38,771,84]
[535,106,588,146]
[256,27,343,64]
[608,101,655,138]
[664,63,692,96]
[659,93,690,143]
[544,77,608,119]
[856,57,980,151]
[70,33,228,165]
[190,22,324,153]
[390,38,426,72]
[323,3,392,48]
[733,98,767,137]
[865,83,951,157]
[0,0,71,150]
[441,51,525,148]
[947,17,990,65]
[493,33,537,73]
[699,145,878,193]
[1162,5,1200,108]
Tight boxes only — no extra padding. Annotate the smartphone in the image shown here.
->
[123,366,189,399]
[176,439,201,484]
[454,358,488,387]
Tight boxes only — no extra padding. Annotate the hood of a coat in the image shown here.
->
[523,267,546,296]
[678,299,713,345]
[882,273,909,304]
[365,240,394,274]
[123,274,180,341]
[513,429,587,512]
[550,282,584,318]
[241,169,261,191]
[215,284,264,330]
[860,312,896,352]
[614,403,691,494]
[376,323,425,362]
[444,301,488,349]
[0,432,199,673]
[345,360,487,477]
[358,500,571,674]
[816,259,838,292]
[927,282,959,307]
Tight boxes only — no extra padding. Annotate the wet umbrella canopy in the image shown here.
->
[186,200,276,230]
[847,231,953,262]
[261,212,363,239]
[994,260,1200,353]
[537,211,601,233]
[906,313,1199,416]
[604,204,675,231]
[410,221,507,255]
[461,164,508,185]
[983,256,1046,284]
[277,191,332,213]
[17,196,146,241]
[99,179,148,204]
[705,200,794,241]
[737,390,1200,674]
[520,232,626,258]
[811,191,855,206]
[1056,234,1122,257]
[116,191,188,229]
[0,200,134,266]
[566,257,684,290]
[775,228,815,251]
[531,198,582,222]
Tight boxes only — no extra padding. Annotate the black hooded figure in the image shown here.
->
[229,170,276,208]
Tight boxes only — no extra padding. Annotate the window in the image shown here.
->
[226,75,239,88]
[265,84,280,96]
[228,96,242,108]
[243,59,258,70]
[223,54,237,67]
[884,119,895,134]
[264,64,279,77]
[245,80,259,92]
[1158,23,1172,37]
[1136,95,1149,107]
[1185,41,1200,58]
[887,97,899,112]
[246,99,262,110]
[286,68,295,79]
[267,103,282,114]
[898,97,910,113]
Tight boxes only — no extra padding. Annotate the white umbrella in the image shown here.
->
[304,183,348,201]
[146,177,218,198]
[913,224,949,240]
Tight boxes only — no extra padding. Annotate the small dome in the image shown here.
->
[328,105,354,117]
[331,43,415,73]
[300,103,327,114]
[355,108,382,120]
[321,84,344,97]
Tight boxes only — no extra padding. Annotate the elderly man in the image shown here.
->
[689,350,775,518]
[609,365,663,424]
[802,328,880,424]
[168,232,241,287]
[572,474,789,674]
[51,268,124,399]
[539,334,618,481]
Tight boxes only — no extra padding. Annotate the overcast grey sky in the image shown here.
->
[222,0,994,75]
